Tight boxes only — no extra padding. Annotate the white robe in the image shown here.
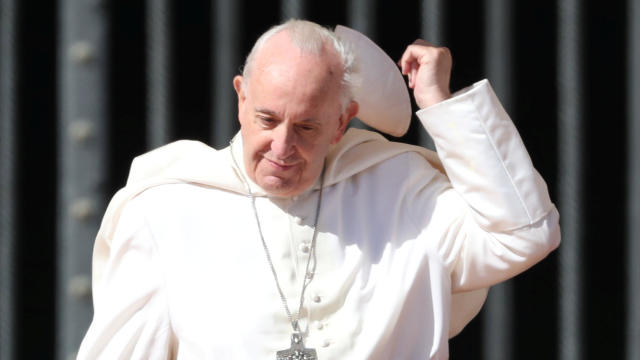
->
[77,80,560,359]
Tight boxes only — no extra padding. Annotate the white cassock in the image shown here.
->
[77,80,560,360]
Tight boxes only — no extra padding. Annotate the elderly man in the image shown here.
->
[78,20,560,359]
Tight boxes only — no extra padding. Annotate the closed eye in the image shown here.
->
[298,124,315,131]
[257,115,277,128]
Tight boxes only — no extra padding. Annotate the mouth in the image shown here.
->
[264,158,298,171]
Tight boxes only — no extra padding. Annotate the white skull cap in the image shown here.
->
[335,25,412,137]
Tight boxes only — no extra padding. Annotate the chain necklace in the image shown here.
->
[230,139,323,360]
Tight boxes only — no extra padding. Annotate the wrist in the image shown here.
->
[416,89,451,109]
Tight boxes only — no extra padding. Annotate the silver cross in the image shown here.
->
[276,333,318,360]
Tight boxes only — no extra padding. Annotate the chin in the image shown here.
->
[263,186,302,198]
[258,176,299,197]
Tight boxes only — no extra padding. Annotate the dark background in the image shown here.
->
[4,0,635,359]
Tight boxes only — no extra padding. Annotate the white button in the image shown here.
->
[294,216,305,225]
[299,243,310,254]
[322,339,331,348]
[312,295,322,303]
[314,321,324,330]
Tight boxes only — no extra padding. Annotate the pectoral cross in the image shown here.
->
[276,332,318,360]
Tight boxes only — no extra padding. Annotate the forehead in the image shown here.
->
[248,32,343,109]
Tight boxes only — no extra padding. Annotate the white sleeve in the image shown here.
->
[77,197,176,359]
[415,79,561,292]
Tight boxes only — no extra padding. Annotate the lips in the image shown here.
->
[264,158,298,171]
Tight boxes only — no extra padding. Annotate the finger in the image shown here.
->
[409,62,417,88]
[399,39,446,66]
[398,52,412,75]
[398,46,415,74]
[398,52,415,76]
[398,43,431,73]
[412,38,433,47]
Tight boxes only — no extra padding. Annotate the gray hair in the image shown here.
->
[240,19,358,110]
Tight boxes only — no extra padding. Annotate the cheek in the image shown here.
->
[302,143,329,167]
[242,129,269,154]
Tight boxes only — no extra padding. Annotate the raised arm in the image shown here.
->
[399,40,561,291]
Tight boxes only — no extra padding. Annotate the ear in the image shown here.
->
[233,74,246,99]
[233,75,246,123]
[331,101,359,144]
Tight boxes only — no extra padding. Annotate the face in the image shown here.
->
[234,32,358,197]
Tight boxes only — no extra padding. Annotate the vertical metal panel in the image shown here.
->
[557,0,584,359]
[147,0,172,148]
[0,1,18,359]
[347,0,377,37]
[211,0,240,149]
[347,0,376,131]
[57,1,109,359]
[281,0,306,20]
[627,0,640,359]
[482,1,514,359]
[421,0,444,45]
[419,0,445,149]
[484,0,513,111]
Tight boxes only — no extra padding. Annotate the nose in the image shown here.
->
[270,124,296,160]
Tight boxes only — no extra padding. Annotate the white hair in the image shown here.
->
[240,19,358,110]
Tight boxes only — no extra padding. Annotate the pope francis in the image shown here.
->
[77,19,561,359]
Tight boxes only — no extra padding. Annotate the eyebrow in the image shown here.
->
[254,108,321,124]
[255,108,279,117]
